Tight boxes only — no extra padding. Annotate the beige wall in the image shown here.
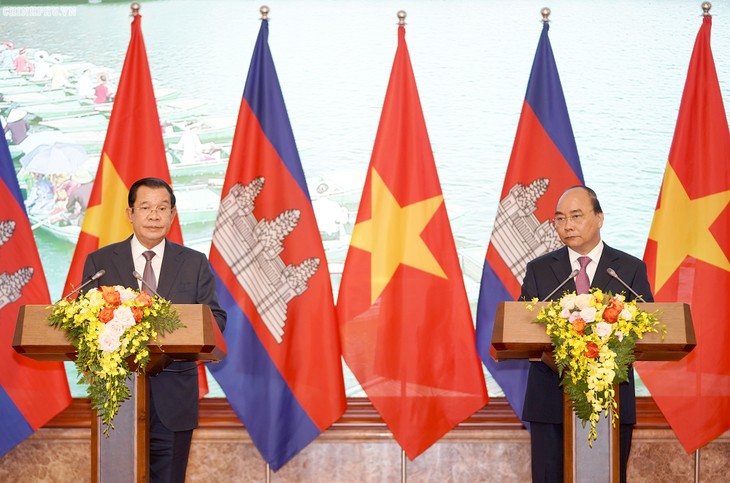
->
[1,399,728,482]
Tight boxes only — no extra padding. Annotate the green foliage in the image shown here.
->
[49,287,184,436]
[529,289,664,445]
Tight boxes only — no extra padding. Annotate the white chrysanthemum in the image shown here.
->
[595,321,613,338]
[113,306,136,329]
[580,306,597,323]
[98,329,122,353]
[117,288,137,303]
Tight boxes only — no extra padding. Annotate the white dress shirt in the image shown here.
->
[567,241,604,285]
[130,236,165,290]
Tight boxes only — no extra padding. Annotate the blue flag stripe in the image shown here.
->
[0,387,34,457]
[525,23,584,182]
[0,120,26,210]
[242,20,309,200]
[475,263,531,425]
[208,273,320,470]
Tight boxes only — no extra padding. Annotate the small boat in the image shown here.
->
[0,89,72,109]
[28,184,222,244]
[28,212,81,244]
[158,98,209,120]
[38,113,109,132]
[163,117,237,146]
[1,83,68,96]
[23,98,102,121]
[169,158,229,183]
[173,185,221,226]
[61,130,106,152]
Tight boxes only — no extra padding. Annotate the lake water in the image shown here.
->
[4,0,730,398]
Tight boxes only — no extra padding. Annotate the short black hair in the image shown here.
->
[564,185,602,214]
[128,177,176,208]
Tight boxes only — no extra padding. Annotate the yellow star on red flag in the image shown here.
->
[350,168,446,303]
[648,164,730,291]
[82,154,133,247]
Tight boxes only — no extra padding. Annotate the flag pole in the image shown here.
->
[397,13,407,482]
[693,0,709,472]
[259,6,271,469]
[694,449,700,483]
[396,14,408,481]
[694,7,708,482]
[401,449,407,483]
[541,6,551,23]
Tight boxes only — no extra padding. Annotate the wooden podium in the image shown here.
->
[13,304,227,483]
[492,301,695,483]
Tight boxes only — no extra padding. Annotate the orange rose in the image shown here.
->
[135,291,153,307]
[98,307,115,324]
[131,306,144,323]
[609,297,624,313]
[602,306,619,323]
[583,341,599,359]
[101,286,121,306]
[571,317,586,336]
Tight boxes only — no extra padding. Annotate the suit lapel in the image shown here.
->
[549,247,576,294]
[593,244,620,290]
[157,239,183,298]
[112,237,138,289]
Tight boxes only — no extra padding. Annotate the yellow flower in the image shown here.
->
[48,286,182,436]
[529,288,663,445]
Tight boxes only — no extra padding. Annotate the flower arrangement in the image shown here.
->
[49,286,183,435]
[527,288,664,444]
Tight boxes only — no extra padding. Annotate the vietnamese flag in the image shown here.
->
[336,21,488,459]
[62,13,209,396]
[637,13,730,452]
[0,122,71,457]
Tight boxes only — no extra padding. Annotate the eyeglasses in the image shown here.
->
[133,205,172,217]
[553,211,593,226]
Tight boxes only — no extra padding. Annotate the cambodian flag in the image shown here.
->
[208,17,345,470]
[475,21,584,423]
[0,122,71,457]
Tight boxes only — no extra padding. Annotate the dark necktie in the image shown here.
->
[575,256,591,294]
[142,250,157,293]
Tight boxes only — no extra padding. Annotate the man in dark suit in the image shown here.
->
[82,177,226,483]
[520,186,653,483]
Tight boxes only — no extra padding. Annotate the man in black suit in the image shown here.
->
[520,186,653,483]
[82,177,226,483]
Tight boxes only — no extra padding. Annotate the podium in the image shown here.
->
[492,301,695,483]
[12,304,227,483]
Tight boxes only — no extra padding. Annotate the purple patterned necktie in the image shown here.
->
[142,250,157,293]
[575,256,591,294]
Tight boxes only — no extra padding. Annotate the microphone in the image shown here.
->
[542,269,580,302]
[57,269,105,302]
[606,268,644,301]
[133,271,161,298]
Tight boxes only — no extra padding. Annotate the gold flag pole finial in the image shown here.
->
[260,5,270,20]
[702,2,712,16]
[130,2,140,17]
[541,7,551,23]
[397,10,407,26]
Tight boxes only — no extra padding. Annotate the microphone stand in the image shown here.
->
[56,269,106,303]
